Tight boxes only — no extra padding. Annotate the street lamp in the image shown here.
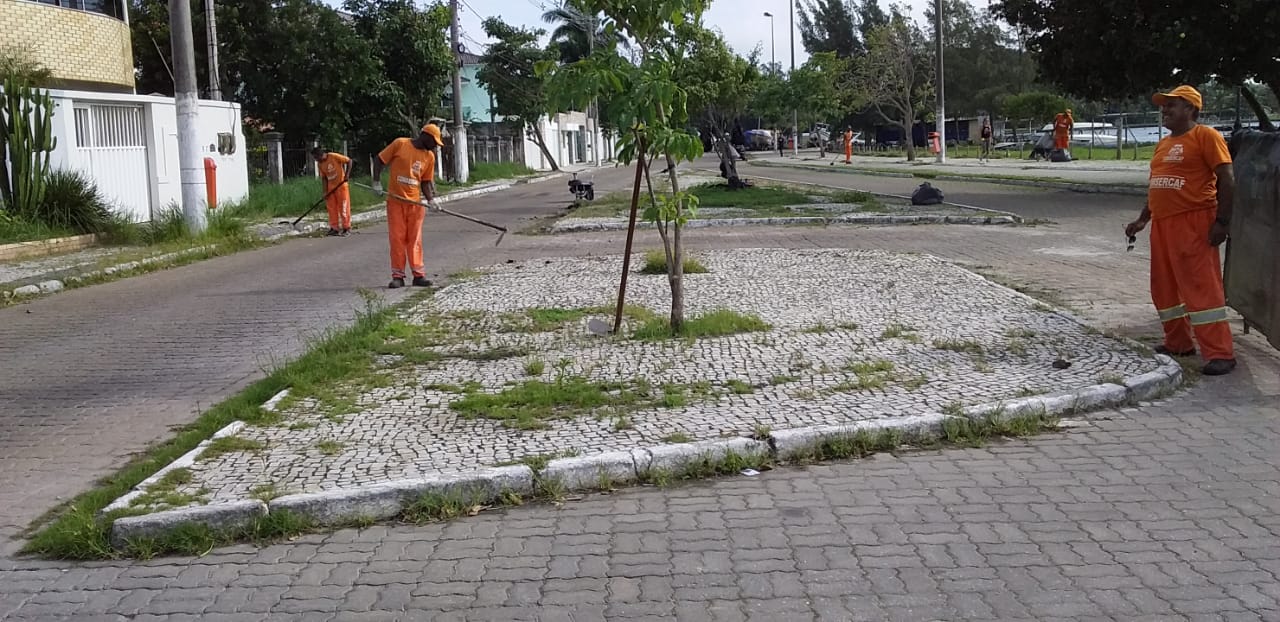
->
[763,12,775,69]
[934,0,946,163]
[789,0,797,157]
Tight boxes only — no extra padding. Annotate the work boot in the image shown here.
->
[1155,345,1196,357]
[388,277,406,289]
[326,228,341,237]
[341,228,351,237]
[412,276,433,287]
[1202,359,1237,376]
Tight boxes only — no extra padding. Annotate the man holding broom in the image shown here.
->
[311,147,352,236]
[371,123,443,289]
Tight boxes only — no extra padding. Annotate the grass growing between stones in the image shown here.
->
[632,309,770,341]
[21,289,436,560]
[639,249,710,275]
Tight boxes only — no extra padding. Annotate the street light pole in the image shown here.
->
[763,12,775,69]
[934,0,946,163]
[790,0,797,157]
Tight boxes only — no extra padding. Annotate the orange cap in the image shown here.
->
[420,123,443,143]
[1153,85,1202,110]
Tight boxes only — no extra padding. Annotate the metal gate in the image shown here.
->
[74,103,152,222]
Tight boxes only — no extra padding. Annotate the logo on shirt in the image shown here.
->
[1163,143,1185,163]
[411,162,423,178]
[1150,176,1186,190]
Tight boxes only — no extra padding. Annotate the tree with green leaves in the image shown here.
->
[993,0,1279,129]
[541,0,628,65]
[130,0,381,147]
[343,0,454,136]
[542,0,710,333]
[476,18,560,171]
[789,52,851,155]
[922,0,1035,118]
[677,27,760,183]
[853,13,932,160]
[0,46,52,87]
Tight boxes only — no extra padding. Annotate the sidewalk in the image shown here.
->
[0,171,567,303]
[749,150,1150,193]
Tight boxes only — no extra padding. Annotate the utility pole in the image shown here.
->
[204,0,221,100]
[589,15,601,167]
[934,0,946,163]
[170,0,206,233]
[790,0,797,157]
[449,0,469,183]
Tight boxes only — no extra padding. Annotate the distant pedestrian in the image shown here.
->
[777,128,785,158]
[1124,85,1237,376]
[1053,108,1074,154]
[979,118,993,163]
[311,147,351,236]
[843,127,853,164]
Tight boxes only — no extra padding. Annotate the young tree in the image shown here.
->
[476,18,560,171]
[853,14,933,160]
[542,0,709,333]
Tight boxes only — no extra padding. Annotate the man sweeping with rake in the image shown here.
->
[371,123,443,289]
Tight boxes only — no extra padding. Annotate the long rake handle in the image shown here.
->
[352,182,508,233]
[290,180,348,226]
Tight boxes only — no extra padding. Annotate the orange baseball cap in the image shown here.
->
[1153,85,1203,110]
[420,123,443,143]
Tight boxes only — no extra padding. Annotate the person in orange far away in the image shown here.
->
[371,123,442,289]
[311,147,351,236]
[1124,85,1237,376]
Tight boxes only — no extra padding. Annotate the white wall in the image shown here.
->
[521,111,609,172]
[43,88,248,221]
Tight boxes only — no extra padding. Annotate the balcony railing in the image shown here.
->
[25,0,125,21]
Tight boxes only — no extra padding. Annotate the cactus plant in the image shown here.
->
[0,76,57,217]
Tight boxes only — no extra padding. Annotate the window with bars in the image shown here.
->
[74,105,145,148]
[26,0,125,20]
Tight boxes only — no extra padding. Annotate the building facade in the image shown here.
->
[1,0,135,93]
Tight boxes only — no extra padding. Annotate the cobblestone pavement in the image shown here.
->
[158,249,1156,508]
[4,163,1280,621]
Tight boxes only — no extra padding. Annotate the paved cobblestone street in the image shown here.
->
[3,163,1279,620]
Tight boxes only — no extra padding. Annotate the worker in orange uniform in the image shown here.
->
[371,123,442,289]
[311,147,352,237]
[1052,108,1073,153]
[1125,85,1236,376]
[843,127,853,164]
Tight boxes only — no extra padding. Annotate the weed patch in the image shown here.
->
[632,309,770,341]
[639,249,710,275]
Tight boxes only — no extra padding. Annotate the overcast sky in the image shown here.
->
[323,0,988,66]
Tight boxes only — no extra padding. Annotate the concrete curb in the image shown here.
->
[103,351,1178,549]
[3,245,217,304]
[542,451,640,490]
[101,421,247,515]
[552,213,1017,234]
[265,466,535,526]
[110,501,268,549]
[751,160,1147,196]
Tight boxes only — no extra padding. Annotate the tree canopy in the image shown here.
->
[477,18,561,170]
[993,0,1279,126]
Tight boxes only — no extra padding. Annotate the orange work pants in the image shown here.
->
[387,198,426,279]
[845,143,852,163]
[325,185,351,230]
[1149,208,1233,361]
[1053,132,1069,150]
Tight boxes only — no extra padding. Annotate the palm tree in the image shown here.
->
[541,0,625,64]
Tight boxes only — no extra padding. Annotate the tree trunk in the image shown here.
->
[666,148,685,333]
[1240,86,1276,132]
[527,121,560,171]
[902,121,916,161]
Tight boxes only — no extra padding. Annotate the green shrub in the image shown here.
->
[32,169,111,234]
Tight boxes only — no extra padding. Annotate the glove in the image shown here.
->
[371,180,383,195]
[427,198,441,212]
